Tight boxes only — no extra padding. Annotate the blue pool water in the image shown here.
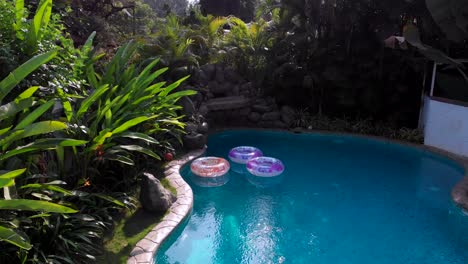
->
[156,130,468,264]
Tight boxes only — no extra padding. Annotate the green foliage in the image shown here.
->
[0,0,86,96]
[142,14,200,69]
[292,110,423,143]
[221,17,274,79]
[0,169,77,251]
[62,40,195,187]
[0,52,86,165]
[0,3,194,263]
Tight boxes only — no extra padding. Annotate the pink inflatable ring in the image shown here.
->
[191,157,230,177]
[228,146,263,164]
[246,157,284,177]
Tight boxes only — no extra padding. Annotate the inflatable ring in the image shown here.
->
[228,146,263,164]
[246,157,284,177]
[191,157,230,177]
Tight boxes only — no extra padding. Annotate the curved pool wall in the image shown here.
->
[154,130,467,264]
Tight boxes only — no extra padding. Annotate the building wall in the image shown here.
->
[423,96,468,157]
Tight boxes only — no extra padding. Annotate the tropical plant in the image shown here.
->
[0,51,89,258]
[0,169,78,252]
[222,17,274,79]
[142,14,199,70]
[0,51,87,169]
[1,0,88,96]
[61,40,195,187]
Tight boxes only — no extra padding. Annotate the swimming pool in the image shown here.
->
[155,130,468,264]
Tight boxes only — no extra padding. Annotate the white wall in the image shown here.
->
[423,96,468,157]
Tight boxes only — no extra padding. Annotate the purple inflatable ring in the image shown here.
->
[228,146,263,164]
[246,157,284,177]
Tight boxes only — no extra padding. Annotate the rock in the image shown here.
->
[205,96,250,111]
[262,111,281,121]
[280,105,295,126]
[303,75,314,89]
[224,68,241,83]
[193,93,203,105]
[179,97,195,116]
[266,97,276,105]
[209,81,231,95]
[197,70,209,84]
[207,81,218,92]
[239,107,251,116]
[183,133,207,150]
[248,112,261,122]
[185,122,198,134]
[323,66,346,82]
[215,64,225,83]
[197,122,209,134]
[273,120,287,128]
[200,64,216,80]
[171,66,189,80]
[241,82,253,91]
[232,85,240,96]
[140,173,176,213]
[199,104,209,115]
[253,104,272,113]
[258,121,274,127]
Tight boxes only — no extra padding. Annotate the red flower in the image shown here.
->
[164,152,174,161]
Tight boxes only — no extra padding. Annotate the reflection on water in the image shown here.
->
[190,172,231,187]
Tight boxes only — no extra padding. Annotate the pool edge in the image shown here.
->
[127,147,206,264]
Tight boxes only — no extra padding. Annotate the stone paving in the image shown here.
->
[127,147,206,264]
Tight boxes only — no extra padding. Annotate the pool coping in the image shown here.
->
[127,147,206,264]
[127,128,468,263]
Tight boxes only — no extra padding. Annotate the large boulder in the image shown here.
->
[140,173,176,213]
[183,133,207,150]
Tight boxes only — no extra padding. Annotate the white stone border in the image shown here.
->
[127,147,206,264]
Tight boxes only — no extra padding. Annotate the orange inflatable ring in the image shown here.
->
[191,157,230,177]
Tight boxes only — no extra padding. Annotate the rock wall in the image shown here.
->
[186,63,295,129]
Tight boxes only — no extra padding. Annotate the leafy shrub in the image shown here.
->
[292,109,423,143]
[0,0,86,97]
[59,40,195,189]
